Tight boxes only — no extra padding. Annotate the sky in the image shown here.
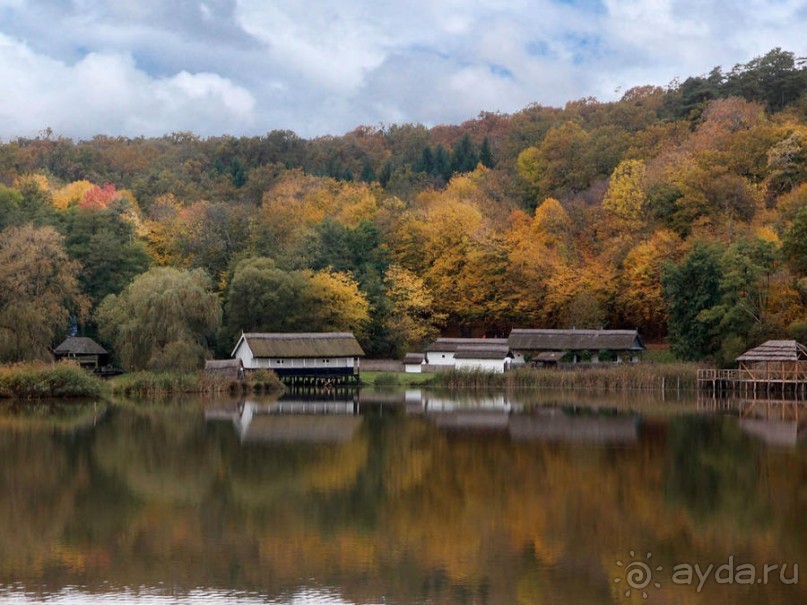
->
[0,0,805,141]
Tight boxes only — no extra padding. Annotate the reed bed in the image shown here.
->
[111,369,284,397]
[0,363,106,399]
[430,363,698,391]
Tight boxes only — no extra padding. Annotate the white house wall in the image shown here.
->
[428,351,456,366]
[455,358,506,373]
[233,340,358,371]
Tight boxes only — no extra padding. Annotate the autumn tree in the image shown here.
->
[602,159,647,227]
[96,267,221,371]
[0,225,88,362]
[616,230,681,337]
[383,264,445,355]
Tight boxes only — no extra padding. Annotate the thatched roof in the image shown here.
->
[234,332,365,358]
[736,340,807,363]
[205,359,243,370]
[454,344,511,360]
[509,329,644,352]
[426,338,508,352]
[53,336,107,356]
[403,353,425,364]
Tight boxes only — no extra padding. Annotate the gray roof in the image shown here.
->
[53,336,107,356]
[426,338,508,352]
[454,344,511,360]
[736,340,807,363]
[235,333,365,358]
[403,353,425,364]
[509,329,645,352]
[205,359,243,370]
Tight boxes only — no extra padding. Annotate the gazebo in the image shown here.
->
[735,340,807,384]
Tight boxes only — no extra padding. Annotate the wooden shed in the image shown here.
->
[204,358,244,380]
[231,332,364,384]
[508,329,645,365]
[52,336,109,369]
[403,353,425,373]
[735,340,807,383]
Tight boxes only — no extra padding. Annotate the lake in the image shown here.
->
[0,388,805,604]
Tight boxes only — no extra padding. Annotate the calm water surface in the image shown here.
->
[0,389,805,604]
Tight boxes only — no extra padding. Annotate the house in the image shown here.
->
[52,336,109,370]
[403,352,425,373]
[508,329,645,365]
[204,358,244,380]
[425,338,509,369]
[231,332,364,384]
[453,342,512,373]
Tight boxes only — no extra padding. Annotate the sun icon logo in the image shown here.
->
[614,551,663,599]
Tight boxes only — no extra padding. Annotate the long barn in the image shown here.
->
[231,332,364,385]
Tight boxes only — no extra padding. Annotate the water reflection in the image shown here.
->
[0,390,805,604]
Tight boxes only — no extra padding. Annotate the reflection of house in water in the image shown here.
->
[406,391,520,432]
[739,419,804,447]
[699,392,807,447]
[508,410,640,444]
[207,399,362,444]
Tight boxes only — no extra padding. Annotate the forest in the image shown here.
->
[0,47,805,369]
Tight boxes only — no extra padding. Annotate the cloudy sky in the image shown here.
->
[0,0,805,141]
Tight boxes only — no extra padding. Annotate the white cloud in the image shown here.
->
[0,34,256,139]
[0,1,804,139]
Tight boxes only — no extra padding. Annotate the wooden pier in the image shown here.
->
[697,367,807,397]
[698,340,807,398]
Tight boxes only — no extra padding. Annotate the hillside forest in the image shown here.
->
[1,48,806,370]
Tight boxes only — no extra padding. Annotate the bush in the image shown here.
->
[373,372,401,387]
[0,363,106,399]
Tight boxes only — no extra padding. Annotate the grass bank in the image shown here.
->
[110,368,284,397]
[360,371,437,387]
[429,363,698,391]
[0,363,106,399]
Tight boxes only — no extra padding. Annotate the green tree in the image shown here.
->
[662,243,724,360]
[450,134,479,174]
[479,137,495,168]
[96,267,221,371]
[782,204,807,275]
[0,185,23,230]
[0,225,88,362]
[222,257,371,347]
[222,257,311,345]
[63,201,151,311]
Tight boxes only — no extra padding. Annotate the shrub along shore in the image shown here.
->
[1,362,697,400]
[0,364,106,399]
[0,364,285,399]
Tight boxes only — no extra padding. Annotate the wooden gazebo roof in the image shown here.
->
[736,340,807,363]
[53,336,107,356]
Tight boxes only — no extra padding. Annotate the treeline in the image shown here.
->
[0,48,805,368]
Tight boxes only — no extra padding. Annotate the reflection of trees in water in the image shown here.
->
[665,416,770,526]
[1,407,806,604]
